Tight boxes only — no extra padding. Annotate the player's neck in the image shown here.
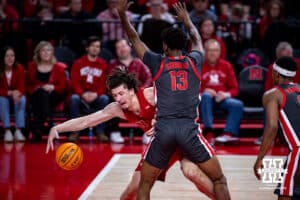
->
[166,50,182,57]
[128,94,141,115]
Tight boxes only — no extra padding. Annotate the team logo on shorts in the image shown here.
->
[258,158,287,184]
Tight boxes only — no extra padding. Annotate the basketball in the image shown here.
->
[55,143,83,170]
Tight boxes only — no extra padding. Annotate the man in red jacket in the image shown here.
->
[69,36,110,142]
[200,39,243,144]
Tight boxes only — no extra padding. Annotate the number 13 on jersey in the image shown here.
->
[169,70,188,91]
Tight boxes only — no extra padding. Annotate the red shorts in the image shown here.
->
[135,148,182,181]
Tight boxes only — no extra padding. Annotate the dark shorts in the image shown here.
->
[144,118,215,169]
[274,148,300,198]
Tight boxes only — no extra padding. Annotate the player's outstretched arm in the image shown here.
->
[253,90,279,180]
[172,2,204,53]
[117,0,149,59]
[46,102,124,153]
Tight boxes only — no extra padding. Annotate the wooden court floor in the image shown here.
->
[79,154,283,200]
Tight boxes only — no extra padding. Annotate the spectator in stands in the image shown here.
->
[199,17,227,59]
[137,0,175,35]
[265,41,300,90]
[23,0,53,17]
[200,39,244,144]
[56,0,94,57]
[69,36,116,143]
[27,41,68,142]
[259,0,284,39]
[0,0,19,33]
[220,3,252,62]
[108,39,152,144]
[189,0,217,27]
[97,0,134,51]
[0,47,26,142]
[109,39,152,88]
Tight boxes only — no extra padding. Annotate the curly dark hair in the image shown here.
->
[106,68,138,93]
[161,27,188,50]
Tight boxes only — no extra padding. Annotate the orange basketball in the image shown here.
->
[55,143,83,170]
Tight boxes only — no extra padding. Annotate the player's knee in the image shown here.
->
[181,165,199,181]
[212,174,227,186]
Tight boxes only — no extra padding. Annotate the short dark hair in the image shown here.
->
[161,27,188,50]
[86,36,101,47]
[275,56,297,78]
[106,68,138,93]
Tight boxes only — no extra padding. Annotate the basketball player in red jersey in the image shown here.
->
[46,68,215,199]
[117,1,230,200]
[254,57,300,200]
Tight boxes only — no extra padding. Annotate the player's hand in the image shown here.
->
[253,158,263,180]
[116,0,133,15]
[172,2,189,23]
[46,127,59,154]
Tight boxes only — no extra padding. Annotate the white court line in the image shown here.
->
[77,154,284,199]
[78,154,121,200]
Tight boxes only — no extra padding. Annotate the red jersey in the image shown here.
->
[123,88,155,132]
[70,55,108,96]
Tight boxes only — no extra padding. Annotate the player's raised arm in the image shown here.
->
[46,102,124,153]
[253,89,279,180]
[117,0,149,60]
[173,2,204,53]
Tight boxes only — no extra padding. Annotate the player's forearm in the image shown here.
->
[54,117,90,134]
[119,12,139,45]
[257,126,278,160]
[183,19,203,52]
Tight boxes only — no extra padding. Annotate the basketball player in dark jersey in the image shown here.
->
[46,69,215,199]
[117,1,230,200]
[254,57,300,200]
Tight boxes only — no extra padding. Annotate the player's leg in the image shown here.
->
[180,158,215,199]
[177,120,230,200]
[196,156,230,200]
[120,171,140,200]
[137,119,177,200]
[137,161,162,200]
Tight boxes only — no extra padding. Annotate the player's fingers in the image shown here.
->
[127,1,134,8]
[183,2,187,10]
[46,143,49,154]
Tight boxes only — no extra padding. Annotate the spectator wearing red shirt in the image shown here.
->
[200,39,243,144]
[259,0,284,40]
[27,41,68,142]
[265,41,300,91]
[69,36,110,143]
[0,47,26,142]
[199,17,227,59]
[109,39,152,88]
[108,39,152,144]
[0,0,18,32]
